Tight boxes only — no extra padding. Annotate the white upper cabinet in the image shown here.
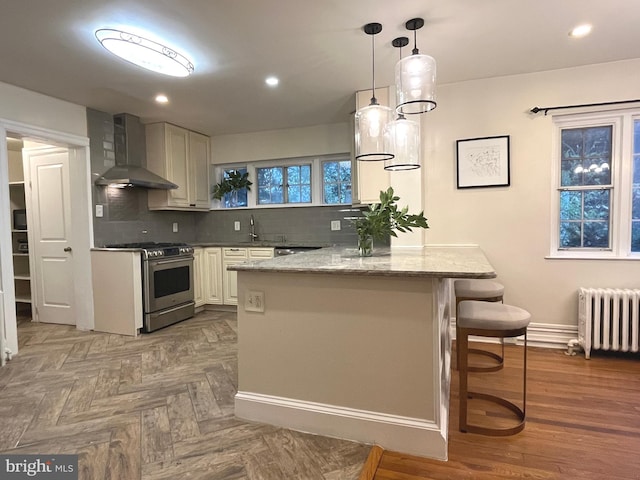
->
[352,86,391,205]
[146,123,211,211]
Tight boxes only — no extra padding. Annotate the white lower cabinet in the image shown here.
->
[204,248,223,304]
[196,246,274,307]
[222,248,248,305]
[193,247,205,307]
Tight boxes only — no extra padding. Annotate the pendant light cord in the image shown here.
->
[370,33,377,104]
[412,29,419,55]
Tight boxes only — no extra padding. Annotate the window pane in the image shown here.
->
[560,222,581,248]
[287,165,300,184]
[301,165,311,184]
[560,191,582,220]
[558,189,610,249]
[324,184,339,204]
[584,190,609,220]
[632,221,640,252]
[301,185,311,202]
[222,168,248,208]
[322,160,352,205]
[288,185,301,203]
[583,221,609,248]
[257,167,284,204]
[561,126,612,187]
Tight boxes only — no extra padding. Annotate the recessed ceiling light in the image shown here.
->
[265,76,279,87]
[569,24,592,38]
[95,28,194,77]
[155,94,169,104]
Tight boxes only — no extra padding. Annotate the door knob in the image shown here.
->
[64,247,72,252]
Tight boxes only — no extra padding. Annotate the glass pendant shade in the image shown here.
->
[395,53,437,115]
[355,103,395,161]
[383,115,421,170]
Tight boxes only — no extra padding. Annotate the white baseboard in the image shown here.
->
[235,392,448,461]
[452,318,578,350]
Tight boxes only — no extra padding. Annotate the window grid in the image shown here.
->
[322,160,352,205]
[257,164,312,205]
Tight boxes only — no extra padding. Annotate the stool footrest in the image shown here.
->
[467,348,504,373]
[462,391,525,436]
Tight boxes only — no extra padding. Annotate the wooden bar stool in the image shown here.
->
[454,279,505,372]
[457,300,530,436]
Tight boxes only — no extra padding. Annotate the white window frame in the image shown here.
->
[549,109,638,260]
[211,153,351,210]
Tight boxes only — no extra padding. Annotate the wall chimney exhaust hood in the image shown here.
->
[94,113,177,189]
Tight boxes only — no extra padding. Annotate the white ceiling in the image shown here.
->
[0,0,638,136]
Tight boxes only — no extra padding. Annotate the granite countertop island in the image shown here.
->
[228,245,496,278]
[231,245,495,461]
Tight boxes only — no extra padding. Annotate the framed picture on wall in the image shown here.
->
[456,135,510,189]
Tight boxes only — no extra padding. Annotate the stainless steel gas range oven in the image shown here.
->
[105,242,195,332]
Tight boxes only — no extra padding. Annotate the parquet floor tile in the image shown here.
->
[0,311,369,479]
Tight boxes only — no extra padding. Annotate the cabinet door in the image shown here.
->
[166,124,190,207]
[353,87,391,205]
[204,248,223,305]
[222,259,244,305]
[189,132,211,209]
[193,248,205,307]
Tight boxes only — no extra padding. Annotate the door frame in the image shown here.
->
[0,117,94,356]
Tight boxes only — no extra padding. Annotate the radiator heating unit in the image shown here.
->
[578,288,640,359]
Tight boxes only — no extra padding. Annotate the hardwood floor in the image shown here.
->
[0,311,369,480]
[374,343,640,480]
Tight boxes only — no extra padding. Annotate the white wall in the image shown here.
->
[0,82,87,137]
[0,80,89,355]
[211,122,351,164]
[423,58,640,328]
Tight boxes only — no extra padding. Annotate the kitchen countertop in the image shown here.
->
[228,245,496,279]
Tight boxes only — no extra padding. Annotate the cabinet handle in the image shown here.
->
[64,247,72,252]
[190,203,196,207]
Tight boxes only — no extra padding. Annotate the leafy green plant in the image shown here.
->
[211,170,252,201]
[355,187,429,253]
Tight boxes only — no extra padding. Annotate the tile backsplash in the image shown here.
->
[195,206,361,246]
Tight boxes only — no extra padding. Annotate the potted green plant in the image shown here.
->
[211,170,252,207]
[355,187,429,256]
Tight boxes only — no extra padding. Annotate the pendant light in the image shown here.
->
[355,23,394,161]
[395,18,437,115]
[384,37,421,171]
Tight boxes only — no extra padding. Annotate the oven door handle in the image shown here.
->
[152,257,192,266]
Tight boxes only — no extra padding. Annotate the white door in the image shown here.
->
[26,148,75,325]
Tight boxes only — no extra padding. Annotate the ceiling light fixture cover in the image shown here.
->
[95,29,194,77]
[355,22,394,162]
[385,36,421,171]
[395,18,437,115]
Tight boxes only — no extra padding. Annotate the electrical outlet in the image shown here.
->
[95,204,104,218]
[172,222,178,233]
[245,291,265,313]
[331,220,341,231]
[234,221,241,231]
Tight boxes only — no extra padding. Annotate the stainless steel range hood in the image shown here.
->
[94,113,177,189]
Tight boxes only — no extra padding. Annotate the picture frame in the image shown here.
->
[456,135,510,189]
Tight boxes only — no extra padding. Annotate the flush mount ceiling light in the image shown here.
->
[396,18,437,115]
[155,94,169,103]
[265,76,279,87]
[95,29,194,77]
[384,37,421,171]
[355,22,394,162]
[569,23,592,38]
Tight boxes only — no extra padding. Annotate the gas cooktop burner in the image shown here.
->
[105,242,194,259]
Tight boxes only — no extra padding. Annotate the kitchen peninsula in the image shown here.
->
[229,246,496,460]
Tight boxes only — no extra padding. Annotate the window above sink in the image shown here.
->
[211,153,352,210]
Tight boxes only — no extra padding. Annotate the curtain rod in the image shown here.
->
[530,99,640,116]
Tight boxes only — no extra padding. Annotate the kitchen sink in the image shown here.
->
[274,246,322,256]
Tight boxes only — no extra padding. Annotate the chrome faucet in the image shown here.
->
[249,215,258,242]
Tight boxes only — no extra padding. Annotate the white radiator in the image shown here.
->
[578,288,640,359]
